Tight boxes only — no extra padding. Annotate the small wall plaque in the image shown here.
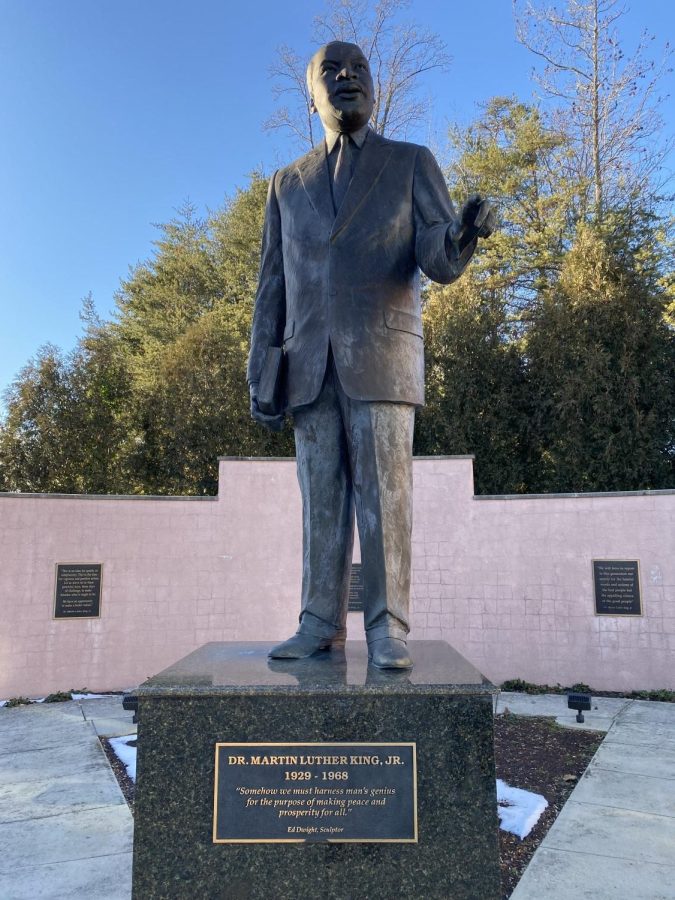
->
[213,742,417,843]
[54,563,102,619]
[348,564,364,613]
[593,560,642,616]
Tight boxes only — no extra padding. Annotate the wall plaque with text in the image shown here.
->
[593,560,642,616]
[213,742,417,843]
[348,564,364,612]
[54,563,102,619]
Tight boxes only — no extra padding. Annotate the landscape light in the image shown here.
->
[567,692,592,723]
[122,694,138,724]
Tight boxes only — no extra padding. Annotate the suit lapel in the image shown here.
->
[296,144,335,233]
[331,132,393,240]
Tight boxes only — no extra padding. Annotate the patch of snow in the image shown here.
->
[71,692,116,700]
[2,692,125,706]
[497,779,548,840]
[109,734,137,782]
[0,698,44,706]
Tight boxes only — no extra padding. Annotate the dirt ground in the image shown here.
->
[494,713,603,898]
[102,714,603,899]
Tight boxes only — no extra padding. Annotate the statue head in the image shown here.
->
[306,41,374,133]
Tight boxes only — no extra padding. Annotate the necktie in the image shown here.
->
[332,133,353,212]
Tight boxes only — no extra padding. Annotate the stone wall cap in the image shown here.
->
[474,489,675,501]
[218,456,296,461]
[0,491,217,501]
[218,455,476,462]
[413,455,476,460]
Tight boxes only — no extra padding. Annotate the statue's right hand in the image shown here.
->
[249,383,285,432]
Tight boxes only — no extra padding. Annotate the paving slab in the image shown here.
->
[0,720,92,755]
[0,769,126,824]
[0,739,111,785]
[1,700,85,722]
[602,720,675,748]
[571,766,675,817]
[510,847,675,900]
[616,699,675,727]
[0,706,89,755]
[0,851,133,900]
[542,802,675,866]
[551,713,613,732]
[86,716,137,738]
[77,696,126,716]
[0,805,132,871]
[589,738,675,780]
[78,695,136,738]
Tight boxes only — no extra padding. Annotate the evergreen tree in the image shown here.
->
[0,321,133,494]
[416,281,529,494]
[128,304,294,496]
[525,224,674,490]
[445,97,578,318]
[416,99,573,492]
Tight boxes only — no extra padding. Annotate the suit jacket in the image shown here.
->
[247,129,476,410]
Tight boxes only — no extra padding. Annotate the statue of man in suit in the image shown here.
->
[248,41,494,669]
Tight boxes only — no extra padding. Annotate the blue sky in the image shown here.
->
[1,0,673,406]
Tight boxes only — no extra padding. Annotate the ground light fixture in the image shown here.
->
[567,692,592,723]
[122,694,138,724]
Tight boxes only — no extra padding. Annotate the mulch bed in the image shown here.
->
[101,715,603,898]
[100,736,136,812]
[494,713,603,898]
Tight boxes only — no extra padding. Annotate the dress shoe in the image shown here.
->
[368,637,413,670]
[268,630,345,659]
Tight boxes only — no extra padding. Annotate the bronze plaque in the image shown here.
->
[54,563,102,619]
[213,742,417,843]
[348,564,364,612]
[593,560,642,616]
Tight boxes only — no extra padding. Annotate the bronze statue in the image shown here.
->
[248,42,494,669]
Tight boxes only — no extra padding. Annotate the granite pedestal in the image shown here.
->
[131,641,501,899]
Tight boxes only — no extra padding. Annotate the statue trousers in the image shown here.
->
[293,351,415,644]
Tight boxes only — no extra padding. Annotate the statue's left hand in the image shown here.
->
[460,194,496,240]
[250,383,285,432]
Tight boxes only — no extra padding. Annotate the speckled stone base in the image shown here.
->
[132,642,501,900]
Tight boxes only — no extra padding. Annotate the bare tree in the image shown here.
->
[513,0,672,221]
[265,0,450,150]
[266,45,320,150]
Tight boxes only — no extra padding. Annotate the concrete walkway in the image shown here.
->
[499,693,675,900]
[1,692,673,898]
[0,697,135,899]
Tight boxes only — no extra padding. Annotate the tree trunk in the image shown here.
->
[592,0,603,222]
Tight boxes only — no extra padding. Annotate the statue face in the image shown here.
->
[309,42,374,133]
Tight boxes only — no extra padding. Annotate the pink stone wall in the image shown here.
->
[409,458,674,692]
[0,457,673,697]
